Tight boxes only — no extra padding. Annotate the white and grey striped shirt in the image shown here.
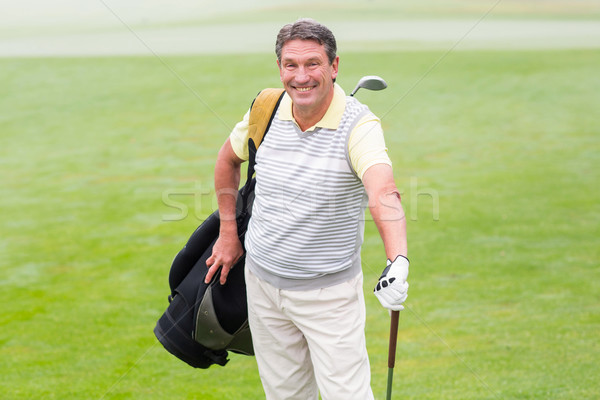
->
[245,96,373,290]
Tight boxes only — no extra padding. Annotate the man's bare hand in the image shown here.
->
[205,233,244,285]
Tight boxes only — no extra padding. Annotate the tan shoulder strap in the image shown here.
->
[239,88,285,200]
[248,88,285,149]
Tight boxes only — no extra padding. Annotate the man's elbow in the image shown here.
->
[217,138,244,168]
[369,185,405,222]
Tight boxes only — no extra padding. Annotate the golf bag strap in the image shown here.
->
[248,88,286,152]
[242,88,285,196]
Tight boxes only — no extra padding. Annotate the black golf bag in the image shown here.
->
[153,180,256,368]
[154,88,284,369]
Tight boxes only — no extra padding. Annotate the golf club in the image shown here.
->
[387,310,400,400]
[350,75,388,96]
[350,75,396,398]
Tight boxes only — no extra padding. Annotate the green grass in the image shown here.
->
[1,49,599,399]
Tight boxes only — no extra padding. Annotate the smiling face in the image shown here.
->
[277,39,339,126]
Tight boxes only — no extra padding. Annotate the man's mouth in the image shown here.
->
[294,86,314,92]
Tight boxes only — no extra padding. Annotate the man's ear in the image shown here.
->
[277,59,283,82]
[331,56,339,81]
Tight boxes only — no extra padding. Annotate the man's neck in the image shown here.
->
[291,86,335,132]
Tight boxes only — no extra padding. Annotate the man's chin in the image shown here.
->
[290,93,315,106]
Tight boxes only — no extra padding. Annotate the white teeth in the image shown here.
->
[297,87,312,92]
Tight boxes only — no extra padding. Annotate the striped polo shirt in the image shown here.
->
[231,84,391,290]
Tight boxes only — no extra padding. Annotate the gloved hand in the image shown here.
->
[374,255,409,311]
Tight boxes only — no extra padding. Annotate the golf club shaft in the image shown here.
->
[386,310,400,400]
[388,311,400,368]
[386,368,394,400]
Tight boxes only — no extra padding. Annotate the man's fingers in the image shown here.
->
[374,276,409,310]
[205,258,238,284]
[206,254,215,266]
[204,264,233,285]
[219,266,231,285]
[204,264,219,284]
[204,239,243,285]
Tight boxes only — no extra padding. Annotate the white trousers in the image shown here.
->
[245,268,374,400]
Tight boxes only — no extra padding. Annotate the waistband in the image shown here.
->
[245,253,362,291]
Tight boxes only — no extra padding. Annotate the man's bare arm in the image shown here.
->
[363,163,410,310]
[205,138,245,284]
[362,163,407,260]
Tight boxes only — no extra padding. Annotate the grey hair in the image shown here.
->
[275,18,337,65]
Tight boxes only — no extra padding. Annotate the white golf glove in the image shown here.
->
[374,255,409,311]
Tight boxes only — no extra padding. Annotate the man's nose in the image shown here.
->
[294,67,310,83]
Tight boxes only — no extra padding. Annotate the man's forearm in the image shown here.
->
[204,139,245,285]
[362,164,408,260]
[370,192,408,260]
[214,140,243,235]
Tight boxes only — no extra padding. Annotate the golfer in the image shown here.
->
[206,18,409,399]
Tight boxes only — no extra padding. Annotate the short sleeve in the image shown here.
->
[228,109,251,161]
[348,115,392,180]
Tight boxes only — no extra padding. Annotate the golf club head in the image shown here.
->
[350,75,388,96]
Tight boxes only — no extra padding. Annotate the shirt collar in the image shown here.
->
[278,83,346,131]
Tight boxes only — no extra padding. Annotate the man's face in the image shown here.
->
[277,39,339,114]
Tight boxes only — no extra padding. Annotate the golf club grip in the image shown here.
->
[387,311,400,369]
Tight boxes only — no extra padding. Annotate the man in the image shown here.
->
[205,19,409,400]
